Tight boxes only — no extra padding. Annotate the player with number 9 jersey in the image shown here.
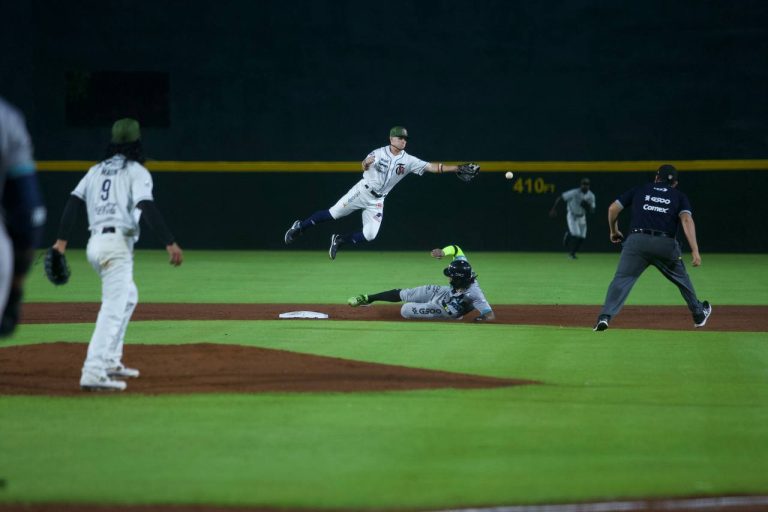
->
[73,153,153,241]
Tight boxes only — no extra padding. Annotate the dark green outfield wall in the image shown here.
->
[4,1,767,251]
[38,169,766,252]
[2,1,767,161]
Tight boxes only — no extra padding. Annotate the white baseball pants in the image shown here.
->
[567,212,588,238]
[328,179,384,241]
[82,232,138,377]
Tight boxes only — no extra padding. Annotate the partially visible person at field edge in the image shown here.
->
[0,96,46,338]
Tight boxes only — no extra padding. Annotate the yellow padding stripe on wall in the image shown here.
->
[36,159,768,172]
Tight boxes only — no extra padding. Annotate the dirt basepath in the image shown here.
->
[20,303,768,331]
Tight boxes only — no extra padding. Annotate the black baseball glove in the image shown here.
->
[580,199,594,213]
[44,247,70,285]
[456,162,480,182]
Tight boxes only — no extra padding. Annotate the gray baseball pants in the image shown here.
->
[399,284,455,319]
[600,233,705,319]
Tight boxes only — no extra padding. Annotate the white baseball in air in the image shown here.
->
[505,171,514,180]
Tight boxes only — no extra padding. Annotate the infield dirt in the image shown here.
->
[18,302,768,331]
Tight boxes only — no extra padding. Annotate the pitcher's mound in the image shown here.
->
[0,342,537,396]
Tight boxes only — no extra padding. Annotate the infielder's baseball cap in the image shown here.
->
[656,164,678,182]
[111,118,141,144]
[389,126,408,139]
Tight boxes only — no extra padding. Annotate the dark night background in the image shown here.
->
[2,1,767,250]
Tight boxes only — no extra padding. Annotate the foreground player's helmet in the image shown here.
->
[444,259,473,288]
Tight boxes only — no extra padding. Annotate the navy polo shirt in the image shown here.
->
[616,182,692,235]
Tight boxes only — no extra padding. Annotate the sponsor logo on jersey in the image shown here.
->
[415,307,442,315]
[95,202,118,215]
[395,163,405,175]
[643,204,669,213]
[653,187,668,192]
[645,195,671,204]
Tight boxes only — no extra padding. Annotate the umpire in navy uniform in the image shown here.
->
[593,164,711,331]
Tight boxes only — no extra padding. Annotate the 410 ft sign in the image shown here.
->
[512,176,556,194]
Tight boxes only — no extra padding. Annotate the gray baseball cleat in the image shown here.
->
[329,234,341,260]
[284,220,302,244]
[694,301,712,328]
[348,294,370,307]
[593,315,610,332]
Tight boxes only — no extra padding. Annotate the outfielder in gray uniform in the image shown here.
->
[0,97,46,338]
[284,126,478,260]
[348,244,495,322]
[549,178,596,259]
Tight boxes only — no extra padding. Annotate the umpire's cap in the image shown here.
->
[111,118,141,144]
[389,126,408,139]
[656,164,678,183]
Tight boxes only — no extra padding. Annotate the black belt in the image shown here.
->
[632,228,672,238]
[101,227,116,234]
[364,184,384,198]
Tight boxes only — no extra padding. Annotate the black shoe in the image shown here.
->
[593,315,610,332]
[694,301,712,328]
[284,220,302,244]
[329,234,341,260]
[568,253,577,260]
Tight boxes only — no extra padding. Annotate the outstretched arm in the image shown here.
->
[679,212,701,266]
[424,162,460,174]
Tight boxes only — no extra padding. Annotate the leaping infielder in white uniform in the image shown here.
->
[284,126,476,259]
[52,119,183,391]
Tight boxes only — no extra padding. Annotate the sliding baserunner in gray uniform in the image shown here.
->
[593,165,711,331]
[348,244,495,322]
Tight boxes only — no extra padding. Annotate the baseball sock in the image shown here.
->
[367,289,402,303]
[572,237,584,254]
[348,232,366,244]
[300,210,333,231]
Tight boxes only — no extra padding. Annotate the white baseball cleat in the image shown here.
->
[80,371,127,392]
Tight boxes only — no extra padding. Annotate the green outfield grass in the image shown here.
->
[2,250,767,509]
[21,250,768,305]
